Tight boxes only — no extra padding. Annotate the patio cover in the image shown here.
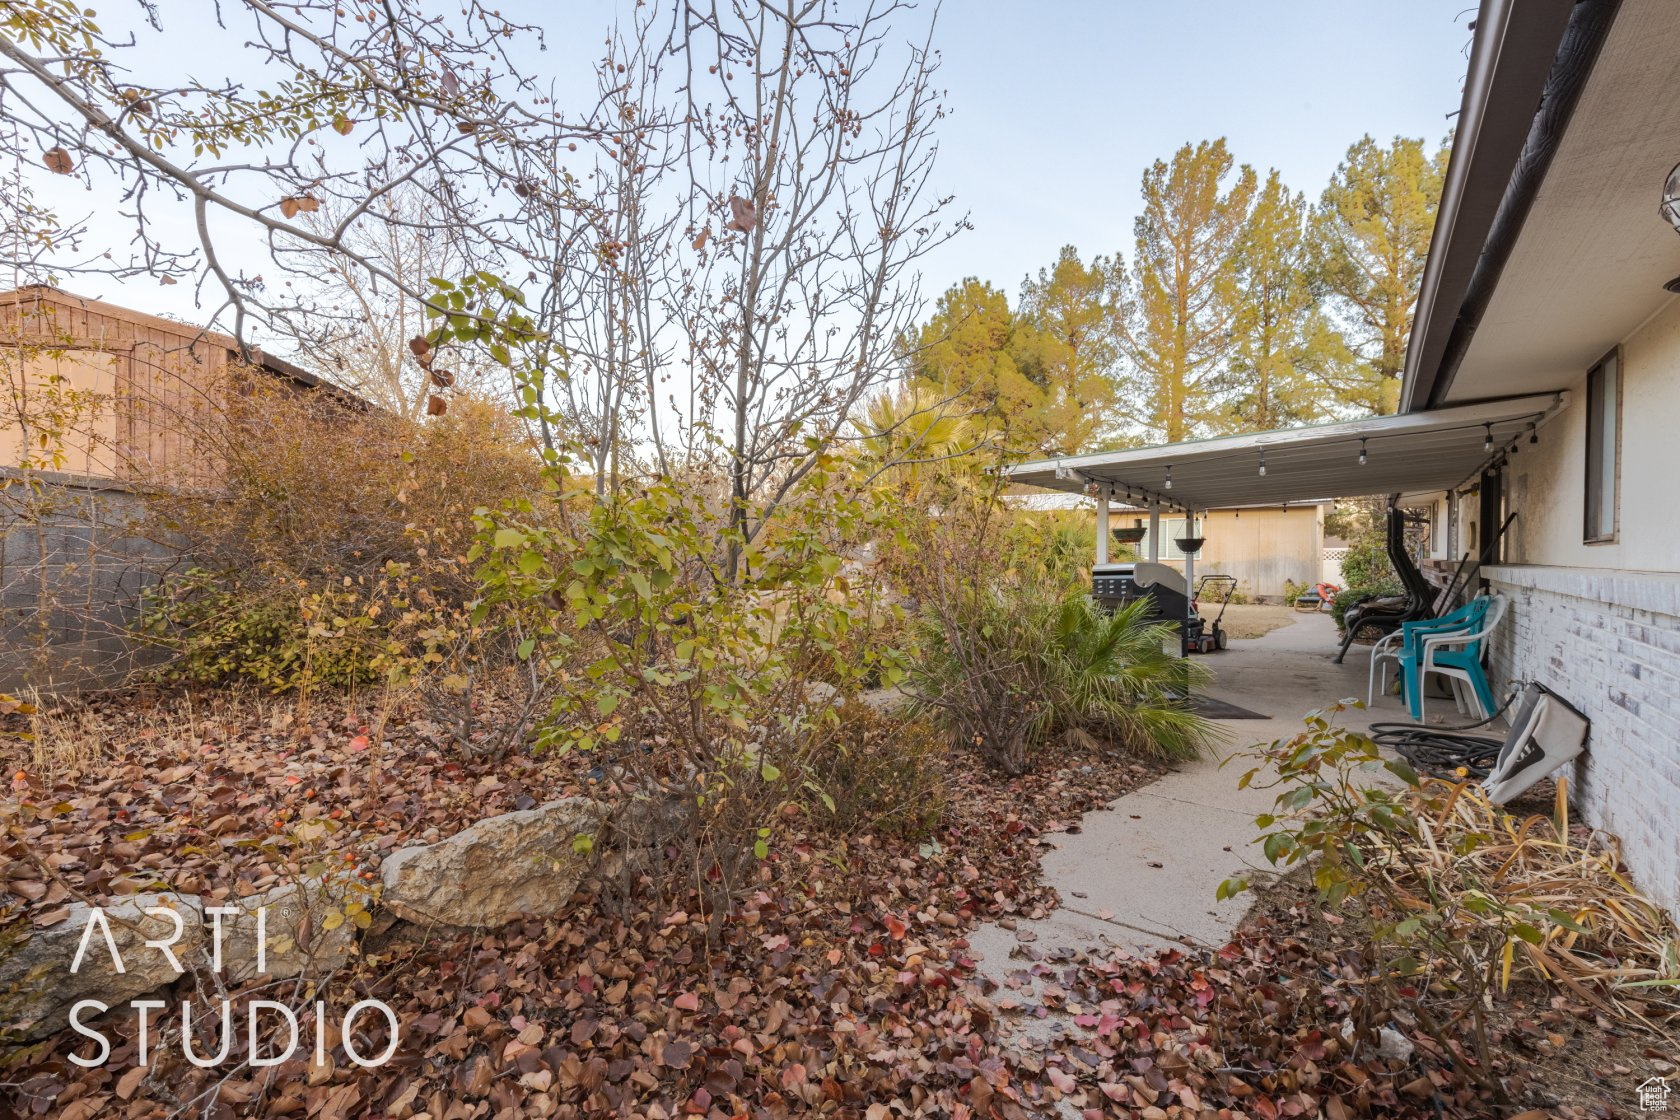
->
[1007,393,1564,512]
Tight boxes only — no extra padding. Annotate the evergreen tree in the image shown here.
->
[1119,139,1257,442]
[908,275,1109,456]
[1223,169,1334,430]
[1310,135,1449,414]
[1011,246,1125,451]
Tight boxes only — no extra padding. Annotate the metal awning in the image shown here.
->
[1007,393,1565,511]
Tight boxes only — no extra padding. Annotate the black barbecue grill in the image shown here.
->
[1093,562,1193,649]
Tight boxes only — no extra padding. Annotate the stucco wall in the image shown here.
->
[1485,296,1680,917]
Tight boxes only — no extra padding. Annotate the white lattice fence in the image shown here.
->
[1322,547,1350,586]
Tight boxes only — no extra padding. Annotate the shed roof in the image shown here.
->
[0,285,366,406]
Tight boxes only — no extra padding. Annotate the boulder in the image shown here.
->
[0,892,203,1040]
[211,877,359,983]
[379,797,608,927]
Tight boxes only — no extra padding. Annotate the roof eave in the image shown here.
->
[1401,0,1621,412]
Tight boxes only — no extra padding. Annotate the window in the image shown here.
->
[1142,519,1196,561]
[1583,351,1619,543]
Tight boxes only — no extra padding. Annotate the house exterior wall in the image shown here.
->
[2,288,237,487]
[1483,296,1680,917]
[0,287,343,691]
[1144,506,1324,601]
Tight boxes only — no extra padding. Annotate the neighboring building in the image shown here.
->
[1,285,354,691]
[1010,0,1680,916]
[1009,491,1328,601]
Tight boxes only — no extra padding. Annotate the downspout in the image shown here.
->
[1427,0,1622,407]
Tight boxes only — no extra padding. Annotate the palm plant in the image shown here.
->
[1045,596,1216,761]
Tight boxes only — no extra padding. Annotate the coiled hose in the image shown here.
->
[1367,690,1520,780]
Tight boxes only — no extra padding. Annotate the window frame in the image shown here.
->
[1583,348,1621,545]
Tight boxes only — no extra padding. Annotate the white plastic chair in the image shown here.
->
[1412,593,1508,722]
[1367,628,1405,706]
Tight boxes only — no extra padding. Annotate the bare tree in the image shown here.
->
[269,185,499,419]
[0,1,609,379]
[668,0,960,577]
[506,11,689,492]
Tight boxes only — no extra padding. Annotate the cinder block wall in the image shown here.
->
[0,477,177,692]
[1484,564,1680,917]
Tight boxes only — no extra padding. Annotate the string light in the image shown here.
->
[1483,423,1493,452]
[1358,438,1367,466]
[1164,466,1172,491]
[1258,451,1267,477]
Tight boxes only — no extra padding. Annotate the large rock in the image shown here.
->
[379,798,607,927]
[0,892,203,1040]
[213,878,359,983]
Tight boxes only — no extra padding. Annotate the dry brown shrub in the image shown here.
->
[136,379,554,706]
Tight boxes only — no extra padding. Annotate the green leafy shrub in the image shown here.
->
[897,466,1215,774]
[1338,524,1395,589]
[140,569,382,689]
[1329,578,1403,631]
[1044,595,1214,761]
[473,453,909,907]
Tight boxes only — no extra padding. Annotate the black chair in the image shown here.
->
[1332,507,1437,664]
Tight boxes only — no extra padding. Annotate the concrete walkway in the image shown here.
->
[968,611,1410,1037]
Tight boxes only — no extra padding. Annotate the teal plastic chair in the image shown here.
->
[1398,595,1506,721]
[1369,597,1481,705]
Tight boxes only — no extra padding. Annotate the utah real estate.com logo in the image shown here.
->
[1640,1076,1674,1113]
[66,904,399,1069]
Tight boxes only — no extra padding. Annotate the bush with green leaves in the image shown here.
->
[1338,523,1395,589]
[139,568,384,690]
[1329,579,1404,631]
[1217,707,1653,1103]
[1044,595,1215,760]
[897,469,1214,774]
[472,454,909,908]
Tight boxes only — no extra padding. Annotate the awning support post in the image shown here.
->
[1183,511,1197,610]
[1147,507,1161,563]
[1095,493,1109,566]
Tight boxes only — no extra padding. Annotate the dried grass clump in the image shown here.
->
[1401,777,1680,1021]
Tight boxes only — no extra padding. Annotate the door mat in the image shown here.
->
[1190,695,1269,720]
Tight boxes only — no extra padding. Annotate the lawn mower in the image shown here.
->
[1184,574,1237,654]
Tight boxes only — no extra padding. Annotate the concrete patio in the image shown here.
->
[967,610,1412,1038]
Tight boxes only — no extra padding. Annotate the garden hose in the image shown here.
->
[1367,690,1520,780]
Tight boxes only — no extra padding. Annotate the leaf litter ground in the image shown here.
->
[2,687,1672,1118]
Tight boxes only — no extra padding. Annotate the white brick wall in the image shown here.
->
[1483,565,1680,917]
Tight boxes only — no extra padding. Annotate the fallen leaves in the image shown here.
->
[11,687,1619,1118]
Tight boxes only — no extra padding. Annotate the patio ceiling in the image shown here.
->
[1006,394,1565,512]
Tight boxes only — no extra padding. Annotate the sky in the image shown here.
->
[922,1,1473,298]
[27,0,1474,340]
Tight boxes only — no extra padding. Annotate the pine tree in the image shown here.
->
[1011,246,1125,451]
[1119,139,1257,443]
[908,274,1111,457]
[1223,169,1334,431]
[1310,135,1449,415]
